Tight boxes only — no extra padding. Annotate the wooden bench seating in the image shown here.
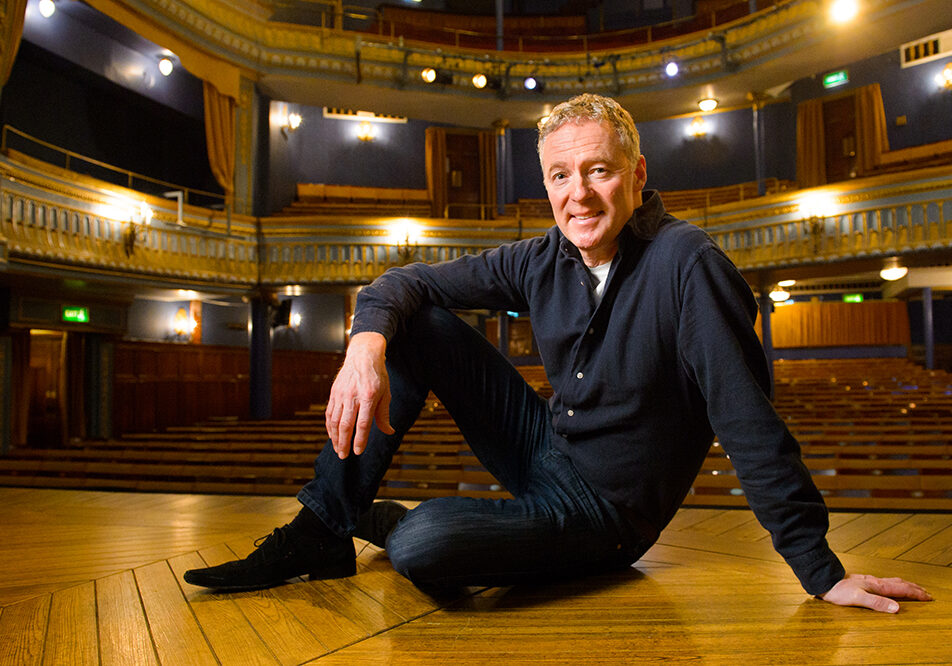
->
[283,184,432,217]
[2,358,949,509]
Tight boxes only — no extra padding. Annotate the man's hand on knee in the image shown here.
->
[325,332,394,458]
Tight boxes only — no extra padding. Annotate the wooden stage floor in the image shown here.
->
[1,487,950,664]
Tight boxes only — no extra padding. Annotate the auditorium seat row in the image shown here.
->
[1,359,949,510]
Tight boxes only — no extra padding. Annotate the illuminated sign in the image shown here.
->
[62,306,90,323]
[842,293,864,303]
[823,70,849,88]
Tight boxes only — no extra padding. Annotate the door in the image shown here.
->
[822,95,857,183]
[444,132,483,219]
[27,330,67,448]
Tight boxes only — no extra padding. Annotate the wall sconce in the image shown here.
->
[172,307,197,338]
[698,98,718,112]
[122,201,153,257]
[388,219,422,264]
[357,120,375,142]
[290,312,302,329]
[936,63,952,90]
[687,116,707,137]
[274,103,302,139]
[879,256,908,281]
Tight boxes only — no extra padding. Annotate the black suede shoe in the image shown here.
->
[183,523,356,591]
[354,500,409,548]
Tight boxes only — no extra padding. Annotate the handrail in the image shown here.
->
[0,125,226,209]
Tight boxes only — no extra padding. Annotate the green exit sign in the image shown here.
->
[62,306,90,323]
[823,70,849,88]
[843,293,863,303]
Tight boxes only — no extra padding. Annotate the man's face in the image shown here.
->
[542,119,646,267]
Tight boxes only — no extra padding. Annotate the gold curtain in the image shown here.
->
[771,302,910,349]
[203,81,235,196]
[0,0,27,91]
[855,82,890,175]
[425,127,447,218]
[478,130,497,220]
[795,97,826,188]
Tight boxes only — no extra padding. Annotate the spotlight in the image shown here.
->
[665,61,679,77]
[38,0,55,18]
[421,68,453,85]
[158,56,174,77]
[879,257,908,281]
[698,98,718,112]
[472,73,487,89]
[524,76,545,92]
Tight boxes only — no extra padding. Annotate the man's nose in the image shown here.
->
[570,176,592,200]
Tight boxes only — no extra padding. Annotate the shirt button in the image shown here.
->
[587,328,595,335]
[567,409,575,417]
[576,372,584,379]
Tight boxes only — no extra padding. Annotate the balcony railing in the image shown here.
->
[3,150,951,288]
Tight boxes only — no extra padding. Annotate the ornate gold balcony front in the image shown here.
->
[3,153,951,289]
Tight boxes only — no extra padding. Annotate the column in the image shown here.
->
[497,311,510,359]
[494,120,512,217]
[249,295,273,420]
[758,291,775,390]
[922,287,934,370]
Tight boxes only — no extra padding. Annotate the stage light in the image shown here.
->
[665,61,679,77]
[158,57,174,76]
[524,76,545,92]
[698,98,718,112]
[879,257,908,281]
[473,73,487,89]
[421,68,452,85]
[38,0,55,18]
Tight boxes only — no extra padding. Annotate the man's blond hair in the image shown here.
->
[537,94,640,167]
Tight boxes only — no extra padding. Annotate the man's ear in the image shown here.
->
[633,155,647,191]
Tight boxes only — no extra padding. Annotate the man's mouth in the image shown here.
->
[573,212,601,221]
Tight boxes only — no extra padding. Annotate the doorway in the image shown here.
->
[822,95,857,183]
[26,330,67,448]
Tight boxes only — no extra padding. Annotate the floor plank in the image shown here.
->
[0,593,50,666]
[43,581,98,666]
[96,570,159,666]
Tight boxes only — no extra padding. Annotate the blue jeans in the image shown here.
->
[298,305,651,587]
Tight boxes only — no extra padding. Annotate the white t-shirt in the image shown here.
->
[588,258,613,305]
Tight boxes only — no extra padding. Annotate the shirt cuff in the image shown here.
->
[784,543,847,596]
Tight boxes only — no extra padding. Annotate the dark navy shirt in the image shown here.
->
[352,191,845,595]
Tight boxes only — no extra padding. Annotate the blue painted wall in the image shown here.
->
[790,51,952,151]
[125,294,346,351]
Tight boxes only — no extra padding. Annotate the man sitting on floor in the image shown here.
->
[186,93,930,613]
